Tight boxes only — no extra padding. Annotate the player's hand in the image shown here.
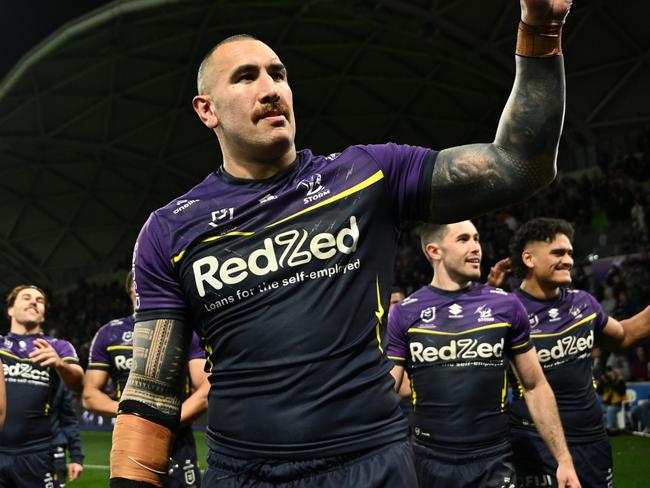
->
[521,0,573,26]
[556,459,581,488]
[68,463,83,481]
[486,258,511,288]
[28,338,63,368]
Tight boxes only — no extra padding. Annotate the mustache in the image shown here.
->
[253,101,290,121]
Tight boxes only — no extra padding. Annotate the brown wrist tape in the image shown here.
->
[516,21,563,58]
[110,414,172,487]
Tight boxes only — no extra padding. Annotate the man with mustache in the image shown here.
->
[508,218,650,487]
[388,221,579,488]
[110,1,575,486]
[0,285,83,487]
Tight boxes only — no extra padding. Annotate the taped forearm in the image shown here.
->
[110,318,190,485]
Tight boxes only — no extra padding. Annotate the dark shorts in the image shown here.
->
[202,439,416,487]
[0,451,60,488]
[52,446,67,487]
[413,439,516,488]
[167,428,201,488]
[511,430,613,488]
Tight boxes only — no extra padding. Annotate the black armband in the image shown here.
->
[118,399,179,431]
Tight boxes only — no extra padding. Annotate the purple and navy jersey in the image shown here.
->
[387,283,532,449]
[510,288,609,441]
[88,315,204,400]
[132,144,436,458]
[0,333,79,453]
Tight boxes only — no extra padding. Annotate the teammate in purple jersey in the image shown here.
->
[388,221,579,488]
[111,1,575,486]
[84,272,209,488]
[0,285,83,488]
[507,218,650,488]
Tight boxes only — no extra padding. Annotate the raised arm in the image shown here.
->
[428,0,571,223]
[513,348,580,488]
[597,305,650,351]
[110,318,191,487]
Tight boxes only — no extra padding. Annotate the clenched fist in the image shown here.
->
[521,0,572,26]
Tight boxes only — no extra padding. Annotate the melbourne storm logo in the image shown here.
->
[297,174,330,204]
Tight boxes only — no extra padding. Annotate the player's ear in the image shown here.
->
[192,95,219,129]
[521,249,534,270]
[425,242,441,262]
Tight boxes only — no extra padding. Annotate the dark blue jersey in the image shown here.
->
[132,144,436,458]
[88,315,204,400]
[0,333,79,453]
[51,383,84,464]
[387,284,532,450]
[510,288,608,441]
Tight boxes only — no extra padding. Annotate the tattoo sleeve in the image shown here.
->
[119,319,191,421]
[428,56,565,223]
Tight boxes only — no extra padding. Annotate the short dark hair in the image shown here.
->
[6,285,48,311]
[509,218,575,279]
[418,223,450,263]
[196,34,260,94]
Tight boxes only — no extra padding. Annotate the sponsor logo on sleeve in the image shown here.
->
[173,199,200,214]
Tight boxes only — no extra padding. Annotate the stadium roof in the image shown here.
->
[0,0,648,289]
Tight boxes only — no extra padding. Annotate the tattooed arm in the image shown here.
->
[427,0,572,223]
[109,318,191,487]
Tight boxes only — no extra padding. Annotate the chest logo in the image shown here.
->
[121,331,133,343]
[449,303,463,318]
[475,304,494,323]
[548,308,561,322]
[297,174,330,204]
[419,306,436,323]
[569,305,584,319]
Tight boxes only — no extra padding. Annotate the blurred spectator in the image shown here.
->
[628,346,650,382]
[598,366,627,433]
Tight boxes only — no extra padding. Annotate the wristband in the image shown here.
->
[516,21,563,58]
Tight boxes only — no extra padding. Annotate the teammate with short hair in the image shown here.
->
[508,217,650,488]
[84,272,208,488]
[110,1,575,485]
[0,285,84,488]
[51,383,84,487]
[388,221,579,488]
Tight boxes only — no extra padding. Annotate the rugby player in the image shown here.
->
[388,221,579,488]
[508,217,650,488]
[0,285,83,487]
[84,272,208,488]
[110,1,575,486]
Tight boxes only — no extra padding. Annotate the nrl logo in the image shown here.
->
[420,306,436,323]
[528,314,539,327]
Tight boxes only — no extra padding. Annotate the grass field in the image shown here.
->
[71,431,650,487]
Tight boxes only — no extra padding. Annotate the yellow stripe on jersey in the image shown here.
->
[407,322,511,336]
[511,340,531,350]
[388,356,406,362]
[88,362,110,367]
[411,376,417,408]
[170,170,385,265]
[500,370,508,412]
[266,170,384,229]
[374,275,385,354]
[0,350,25,361]
[107,346,133,351]
[531,313,597,338]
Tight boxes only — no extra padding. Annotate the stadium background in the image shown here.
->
[0,0,649,486]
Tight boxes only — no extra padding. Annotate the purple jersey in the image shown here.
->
[511,288,608,441]
[0,333,79,453]
[88,315,204,399]
[387,283,532,449]
[132,144,436,458]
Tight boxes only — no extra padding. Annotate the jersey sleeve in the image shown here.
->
[133,212,187,320]
[586,292,609,332]
[508,295,534,356]
[87,326,111,370]
[386,304,409,365]
[188,332,205,361]
[53,339,79,364]
[358,143,437,222]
